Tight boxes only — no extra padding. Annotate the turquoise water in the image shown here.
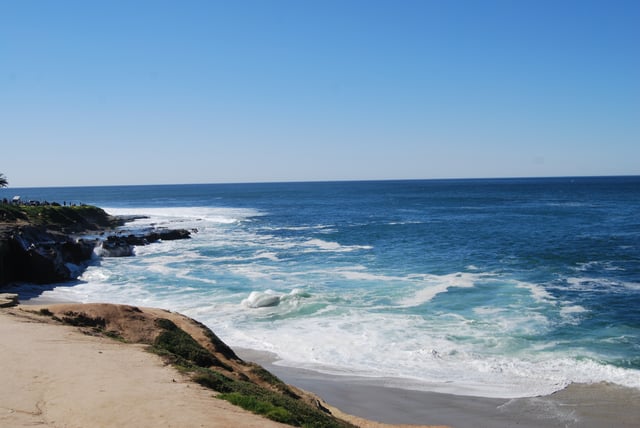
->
[4,177,640,398]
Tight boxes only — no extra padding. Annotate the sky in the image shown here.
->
[1,0,639,187]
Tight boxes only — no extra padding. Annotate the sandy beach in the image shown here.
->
[239,348,640,428]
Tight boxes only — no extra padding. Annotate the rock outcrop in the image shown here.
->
[98,229,192,257]
[0,205,192,286]
[0,226,97,284]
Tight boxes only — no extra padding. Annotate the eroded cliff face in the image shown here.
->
[0,205,119,286]
[0,205,193,287]
[0,226,97,285]
[0,238,11,285]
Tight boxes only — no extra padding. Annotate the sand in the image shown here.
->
[0,308,289,428]
[238,348,640,428]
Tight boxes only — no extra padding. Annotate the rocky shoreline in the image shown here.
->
[0,204,192,286]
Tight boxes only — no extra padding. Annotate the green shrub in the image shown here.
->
[0,204,121,230]
[151,318,353,428]
[219,392,294,424]
[195,367,349,427]
[0,205,28,221]
[193,371,236,393]
[152,318,231,370]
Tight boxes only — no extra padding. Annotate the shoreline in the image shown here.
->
[237,348,640,428]
[15,295,640,427]
[3,301,447,428]
[14,294,640,427]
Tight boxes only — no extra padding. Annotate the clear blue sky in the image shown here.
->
[1,0,639,187]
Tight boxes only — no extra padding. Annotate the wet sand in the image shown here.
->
[237,348,640,428]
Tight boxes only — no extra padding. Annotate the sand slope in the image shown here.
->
[1,305,443,428]
[0,307,289,428]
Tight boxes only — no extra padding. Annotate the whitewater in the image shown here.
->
[6,177,640,399]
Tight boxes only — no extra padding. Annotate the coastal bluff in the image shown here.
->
[1,303,437,428]
[0,204,190,286]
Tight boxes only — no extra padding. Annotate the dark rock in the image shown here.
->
[0,206,193,286]
[1,227,96,284]
[0,219,102,285]
[156,229,191,241]
[99,237,134,257]
[24,243,70,283]
[61,239,96,264]
[99,229,191,258]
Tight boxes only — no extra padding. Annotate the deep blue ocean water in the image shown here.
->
[3,177,639,398]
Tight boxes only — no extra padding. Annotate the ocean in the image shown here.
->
[3,177,639,399]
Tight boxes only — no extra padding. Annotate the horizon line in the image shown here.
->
[2,174,639,190]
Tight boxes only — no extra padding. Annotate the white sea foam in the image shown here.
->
[215,307,640,398]
[573,260,624,272]
[559,304,588,324]
[303,239,373,253]
[335,268,404,282]
[386,220,425,226]
[260,225,334,232]
[397,272,486,307]
[105,206,262,225]
[559,305,587,315]
[516,281,557,304]
[621,280,640,290]
[228,265,280,281]
[566,276,640,292]
[254,251,280,261]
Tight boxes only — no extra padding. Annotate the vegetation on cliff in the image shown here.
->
[34,304,354,428]
[150,318,351,427]
[0,204,121,232]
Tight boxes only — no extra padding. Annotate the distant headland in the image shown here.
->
[0,201,191,286]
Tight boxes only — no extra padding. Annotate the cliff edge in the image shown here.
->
[0,204,191,286]
[5,303,359,428]
[0,204,122,285]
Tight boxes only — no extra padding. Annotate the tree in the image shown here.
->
[0,173,8,188]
